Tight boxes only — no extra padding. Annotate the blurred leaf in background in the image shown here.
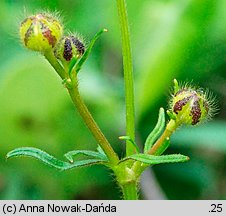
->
[136,0,226,200]
[0,0,226,199]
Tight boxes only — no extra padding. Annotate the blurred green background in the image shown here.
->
[0,0,226,200]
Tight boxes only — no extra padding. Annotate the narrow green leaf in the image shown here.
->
[74,28,108,73]
[119,136,140,153]
[66,159,106,170]
[64,150,108,163]
[124,153,189,165]
[97,145,107,157]
[68,57,78,75]
[6,147,106,171]
[144,108,165,153]
[6,147,67,169]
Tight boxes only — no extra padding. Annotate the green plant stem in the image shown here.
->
[44,53,118,164]
[67,76,119,165]
[148,119,177,155]
[121,182,138,200]
[44,51,67,79]
[117,0,136,156]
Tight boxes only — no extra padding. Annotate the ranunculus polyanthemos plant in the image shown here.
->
[6,0,216,200]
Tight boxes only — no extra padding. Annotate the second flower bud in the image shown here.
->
[171,87,210,126]
[54,35,85,67]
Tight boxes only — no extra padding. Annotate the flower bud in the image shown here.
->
[54,35,85,64]
[20,13,63,52]
[171,88,210,125]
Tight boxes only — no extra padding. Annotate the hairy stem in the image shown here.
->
[121,182,138,200]
[117,0,136,156]
[67,76,119,165]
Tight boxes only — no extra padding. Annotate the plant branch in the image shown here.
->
[117,0,136,156]
[44,51,119,164]
[44,51,67,79]
[148,119,177,155]
[67,75,119,165]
